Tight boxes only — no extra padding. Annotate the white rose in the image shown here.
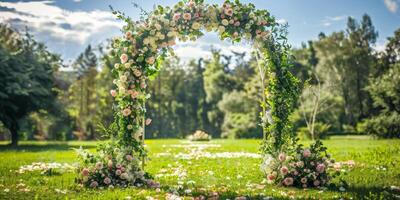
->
[221,19,229,26]
[192,22,201,30]
[158,34,165,40]
[218,26,225,33]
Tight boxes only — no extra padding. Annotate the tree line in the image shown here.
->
[0,14,399,145]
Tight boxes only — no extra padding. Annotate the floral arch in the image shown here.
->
[77,0,303,188]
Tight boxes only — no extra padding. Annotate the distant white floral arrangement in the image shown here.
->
[188,130,212,141]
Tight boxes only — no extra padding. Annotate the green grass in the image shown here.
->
[0,137,399,199]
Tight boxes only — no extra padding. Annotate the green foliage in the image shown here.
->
[298,123,331,140]
[0,24,61,146]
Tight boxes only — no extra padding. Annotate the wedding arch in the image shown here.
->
[77,0,303,188]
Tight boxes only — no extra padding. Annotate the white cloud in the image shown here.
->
[0,1,122,44]
[384,0,399,13]
[321,15,348,27]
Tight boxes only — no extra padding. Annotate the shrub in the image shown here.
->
[357,113,400,138]
[261,140,340,188]
[298,122,331,140]
[188,130,211,141]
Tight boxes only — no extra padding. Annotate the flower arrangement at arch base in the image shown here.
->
[261,140,344,189]
[75,140,160,189]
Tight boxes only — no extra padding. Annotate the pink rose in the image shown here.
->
[125,31,132,39]
[187,1,195,7]
[115,169,122,176]
[120,54,128,64]
[316,164,325,173]
[173,13,181,21]
[234,21,240,26]
[301,177,307,184]
[313,180,320,187]
[293,170,299,176]
[81,168,89,176]
[130,90,139,99]
[95,162,103,170]
[140,82,147,89]
[146,56,155,65]
[116,164,122,169]
[90,181,98,188]
[267,174,276,180]
[183,13,192,20]
[145,118,152,126]
[122,108,131,116]
[283,177,294,186]
[278,153,286,162]
[125,155,133,161]
[110,89,117,97]
[280,166,289,175]
[224,8,233,16]
[303,149,311,158]
[104,177,111,185]
[194,12,200,18]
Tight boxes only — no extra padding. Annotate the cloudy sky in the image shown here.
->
[0,0,399,65]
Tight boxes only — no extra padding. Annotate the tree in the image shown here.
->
[0,24,61,146]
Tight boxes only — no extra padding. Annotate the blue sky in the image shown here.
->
[0,0,399,64]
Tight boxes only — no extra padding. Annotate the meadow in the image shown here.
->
[0,137,399,199]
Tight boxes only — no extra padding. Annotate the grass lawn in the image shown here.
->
[0,137,399,199]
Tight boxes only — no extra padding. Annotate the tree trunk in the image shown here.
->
[10,121,19,147]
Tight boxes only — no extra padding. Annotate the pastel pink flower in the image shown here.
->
[116,164,122,169]
[146,56,155,65]
[120,54,128,64]
[234,21,240,26]
[194,12,200,18]
[293,170,299,176]
[122,108,132,116]
[104,177,111,185]
[278,153,286,162]
[313,180,320,187]
[81,168,89,176]
[183,13,192,20]
[283,177,294,186]
[187,1,195,7]
[110,89,117,97]
[267,174,276,180]
[115,169,122,176]
[280,166,289,175]
[140,82,147,89]
[145,118,152,125]
[131,90,139,99]
[303,149,312,157]
[316,164,326,173]
[224,8,233,16]
[173,13,181,21]
[125,31,132,38]
[125,155,133,161]
[90,181,98,188]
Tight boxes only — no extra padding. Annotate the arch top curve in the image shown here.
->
[109,0,300,158]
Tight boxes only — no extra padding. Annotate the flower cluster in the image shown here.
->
[76,142,159,189]
[261,140,339,188]
[188,130,212,141]
[17,162,75,175]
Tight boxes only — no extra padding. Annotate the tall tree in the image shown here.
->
[0,24,61,146]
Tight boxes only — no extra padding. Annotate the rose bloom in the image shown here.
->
[278,153,286,162]
[116,164,122,168]
[104,177,111,185]
[183,13,192,20]
[140,82,147,89]
[131,90,139,99]
[127,124,133,130]
[221,19,229,26]
[234,21,240,26]
[293,170,299,176]
[313,180,320,187]
[173,13,181,21]
[110,89,117,97]
[187,1,195,7]
[81,168,89,177]
[316,163,326,173]
[95,162,103,170]
[120,75,127,82]
[301,177,307,184]
[133,69,142,77]
[146,56,155,65]
[114,63,120,69]
[121,167,126,172]
[90,181,98,188]
[303,149,312,158]
[280,166,289,175]
[125,31,132,39]
[120,54,128,64]
[145,118,152,125]
[224,8,233,16]
[122,108,131,116]
[192,22,201,30]
[267,174,276,181]
[115,169,122,176]
[283,177,294,186]
[125,155,133,161]
[232,32,239,38]
[194,12,200,18]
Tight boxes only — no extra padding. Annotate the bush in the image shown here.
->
[297,123,331,140]
[188,130,212,141]
[261,140,340,188]
[357,113,400,138]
